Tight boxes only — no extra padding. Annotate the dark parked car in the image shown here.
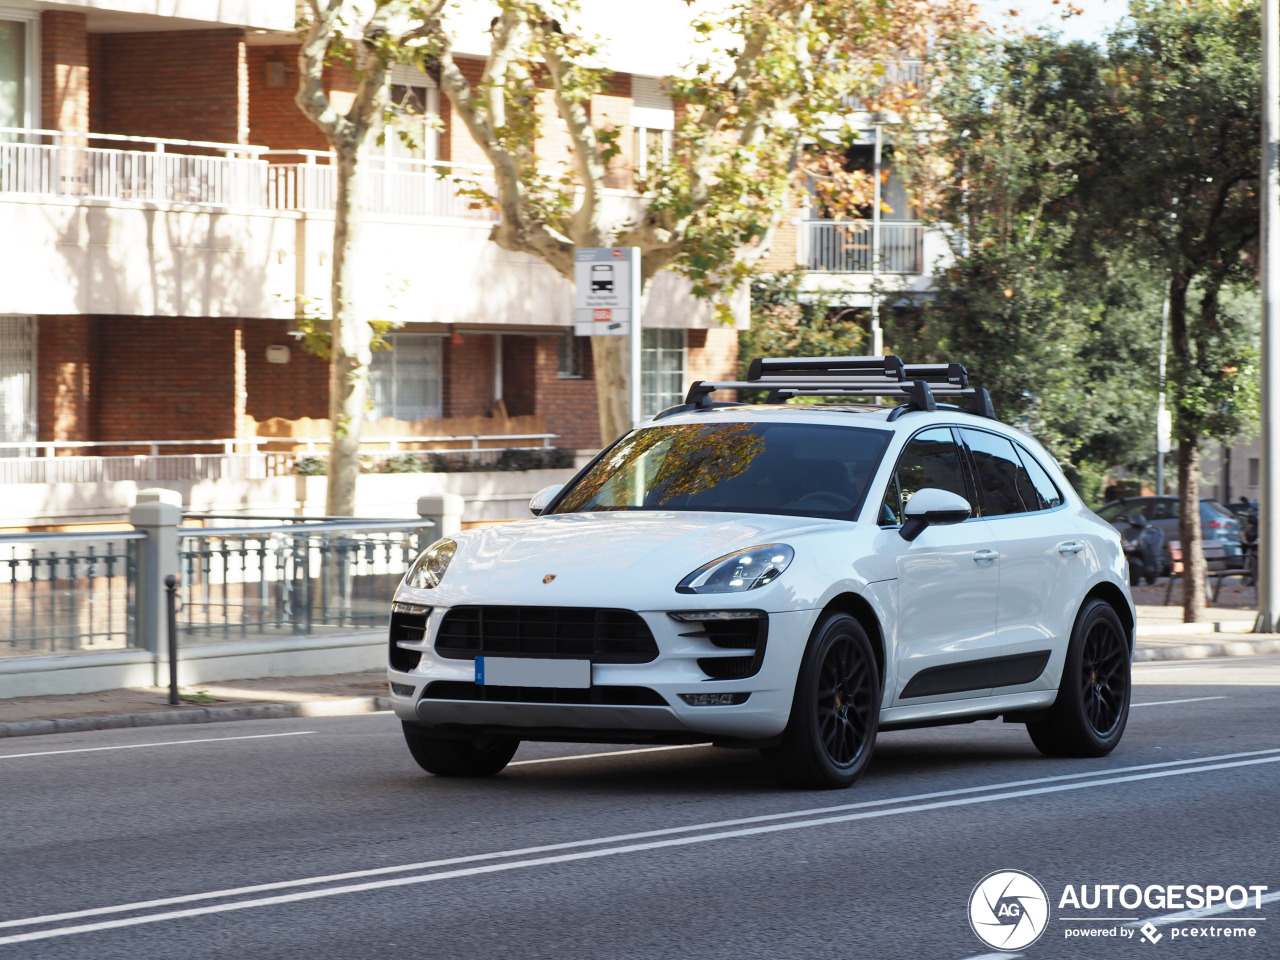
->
[1095,496,1244,575]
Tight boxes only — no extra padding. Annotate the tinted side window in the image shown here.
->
[1150,499,1178,521]
[881,427,971,525]
[1015,444,1064,509]
[960,429,1030,517]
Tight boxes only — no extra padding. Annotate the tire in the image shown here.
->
[762,613,881,789]
[1027,599,1130,758]
[402,722,519,777]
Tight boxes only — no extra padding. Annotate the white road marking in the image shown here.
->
[7,747,1277,932]
[509,743,707,766]
[1133,889,1280,928]
[3,750,1280,946]
[955,954,1023,960]
[0,731,315,761]
[1130,696,1228,708]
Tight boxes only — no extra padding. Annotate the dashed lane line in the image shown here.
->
[0,731,315,761]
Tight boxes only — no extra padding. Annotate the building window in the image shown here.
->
[1249,457,1260,489]
[367,334,443,422]
[642,329,686,419]
[558,332,589,379]
[634,126,671,178]
[0,315,36,448]
[0,14,38,136]
[385,70,439,164]
[631,76,674,180]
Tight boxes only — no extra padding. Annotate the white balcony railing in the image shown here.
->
[0,128,270,206]
[264,151,499,221]
[803,219,925,274]
[0,130,500,222]
[842,59,926,110]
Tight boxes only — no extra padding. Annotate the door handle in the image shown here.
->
[1058,541,1085,556]
[972,549,999,563]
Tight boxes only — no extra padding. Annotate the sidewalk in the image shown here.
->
[2,591,1278,740]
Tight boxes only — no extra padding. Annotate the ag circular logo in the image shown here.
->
[969,869,1050,951]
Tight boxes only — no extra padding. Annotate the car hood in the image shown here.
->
[405,510,834,606]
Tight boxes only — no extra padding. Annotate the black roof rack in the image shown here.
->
[671,355,996,421]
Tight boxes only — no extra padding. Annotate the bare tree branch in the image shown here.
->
[543,47,606,245]
[296,0,351,144]
[433,13,574,276]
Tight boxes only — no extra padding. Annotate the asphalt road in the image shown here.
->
[3,656,1279,960]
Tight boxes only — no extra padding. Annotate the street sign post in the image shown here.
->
[574,246,643,426]
[1260,0,1279,632]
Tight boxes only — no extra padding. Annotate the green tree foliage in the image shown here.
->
[742,273,868,381]
[895,31,1162,500]
[1081,0,1261,620]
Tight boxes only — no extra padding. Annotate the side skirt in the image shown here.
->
[899,650,1052,699]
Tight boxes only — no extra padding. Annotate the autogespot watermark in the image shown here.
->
[969,870,1051,951]
[969,872,1270,951]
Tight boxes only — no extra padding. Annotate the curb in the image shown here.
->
[1135,621,1256,637]
[0,696,393,740]
[1133,640,1280,662]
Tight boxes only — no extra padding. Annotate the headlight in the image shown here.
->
[405,538,457,589]
[677,544,794,594]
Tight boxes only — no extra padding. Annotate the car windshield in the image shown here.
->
[551,421,891,521]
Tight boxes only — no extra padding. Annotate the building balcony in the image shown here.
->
[801,219,926,274]
[0,127,739,327]
[0,129,501,222]
[841,59,926,112]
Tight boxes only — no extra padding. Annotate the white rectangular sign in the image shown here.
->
[574,247,640,337]
[475,656,592,689]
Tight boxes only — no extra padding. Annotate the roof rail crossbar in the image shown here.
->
[678,356,995,421]
[747,355,905,381]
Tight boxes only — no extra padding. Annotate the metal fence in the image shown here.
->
[0,532,142,656]
[178,520,434,641]
[803,220,925,274]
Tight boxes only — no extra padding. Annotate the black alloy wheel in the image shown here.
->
[763,613,881,789]
[1027,599,1131,757]
[1079,613,1129,738]
[817,633,876,765]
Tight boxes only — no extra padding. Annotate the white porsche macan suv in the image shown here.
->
[387,356,1135,788]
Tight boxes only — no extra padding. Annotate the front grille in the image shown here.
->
[389,607,429,672]
[435,606,658,663]
[674,613,769,681]
[422,681,667,706]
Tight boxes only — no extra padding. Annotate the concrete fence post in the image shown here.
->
[129,498,183,687]
[417,494,464,539]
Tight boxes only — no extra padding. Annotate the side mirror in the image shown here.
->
[529,483,564,516]
[900,488,972,542]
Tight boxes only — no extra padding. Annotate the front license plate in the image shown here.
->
[475,656,591,689]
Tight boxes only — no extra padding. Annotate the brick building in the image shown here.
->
[0,0,742,463]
